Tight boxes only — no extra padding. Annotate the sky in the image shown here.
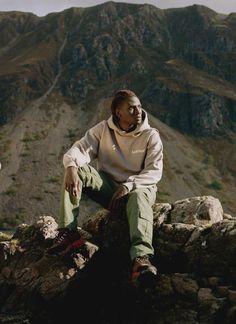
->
[0,0,235,16]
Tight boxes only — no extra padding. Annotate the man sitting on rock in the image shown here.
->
[57,89,163,284]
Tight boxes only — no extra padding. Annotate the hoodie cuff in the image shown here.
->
[63,153,79,169]
[123,182,134,192]
[63,161,78,169]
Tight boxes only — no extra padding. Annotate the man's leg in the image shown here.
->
[126,186,157,261]
[59,164,118,229]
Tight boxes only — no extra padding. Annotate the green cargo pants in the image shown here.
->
[59,164,157,260]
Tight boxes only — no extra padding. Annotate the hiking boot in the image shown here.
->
[131,255,158,287]
[46,228,81,254]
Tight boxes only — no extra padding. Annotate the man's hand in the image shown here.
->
[109,185,129,212]
[64,166,80,196]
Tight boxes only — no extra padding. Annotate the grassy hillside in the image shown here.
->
[0,2,235,227]
[0,92,235,229]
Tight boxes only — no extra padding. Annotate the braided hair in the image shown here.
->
[111,89,137,123]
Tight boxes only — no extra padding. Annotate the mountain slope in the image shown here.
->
[0,3,236,135]
[0,91,235,228]
[0,2,235,227]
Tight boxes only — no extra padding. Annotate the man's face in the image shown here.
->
[116,96,142,128]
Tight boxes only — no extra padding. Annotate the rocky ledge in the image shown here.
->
[0,195,236,324]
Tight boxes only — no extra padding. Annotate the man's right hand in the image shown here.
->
[64,166,80,196]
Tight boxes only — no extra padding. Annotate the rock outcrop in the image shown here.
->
[0,3,236,135]
[0,196,236,323]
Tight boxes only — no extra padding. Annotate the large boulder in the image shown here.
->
[170,196,223,226]
[0,196,235,324]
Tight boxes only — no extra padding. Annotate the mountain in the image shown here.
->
[0,2,235,227]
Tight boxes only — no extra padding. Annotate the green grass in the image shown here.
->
[31,195,43,201]
[0,139,11,153]
[191,171,203,182]
[174,169,183,175]
[44,190,55,194]
[65,129,77,140]
[202,156,213,165]
[0,232,13,241]
[47,176,61,184]
[158,190,170,196]
[22,132,42,142]
[3,189,16,196]
[0,210,25,228]
[20,152,29,157]
[207,180,223,191]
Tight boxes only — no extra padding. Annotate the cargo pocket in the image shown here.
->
[137,212,153,239]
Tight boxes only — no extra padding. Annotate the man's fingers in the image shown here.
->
[65,182,70,192]
[110,197,119,212]
[65,181,79,196]
[73,189,78,196]
[109,186,129,212]
[108,199,113,211]
[109,197,116,211]
[110,195,127,212]
[71,183,78,196]
[116,199,123,211]
[64,169,79,194]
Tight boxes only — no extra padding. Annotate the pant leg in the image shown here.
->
[59,164,118,229]
[126,186,157,261]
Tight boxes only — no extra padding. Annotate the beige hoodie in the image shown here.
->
[63,110,163,191]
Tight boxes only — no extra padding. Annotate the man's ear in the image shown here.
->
[116,108,121,118]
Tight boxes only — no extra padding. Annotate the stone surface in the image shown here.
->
[171,196,223,226]
[171,273,198,301]
[228,290,236,306]
[0,196,236,323]
[153,203,172,227]
[224,213,233,220]
[34,215,59,239]
[216,286,231,297]
[208,277,221,287]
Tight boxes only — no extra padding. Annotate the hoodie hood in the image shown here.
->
[107,109,150,137]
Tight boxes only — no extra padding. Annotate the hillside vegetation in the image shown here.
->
[0,2,235,227]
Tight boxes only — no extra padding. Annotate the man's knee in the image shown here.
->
[127,188,156,207]
[77,164,103,190]
[77,164,91,181]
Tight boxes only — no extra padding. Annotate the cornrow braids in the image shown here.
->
[111,89,137,123]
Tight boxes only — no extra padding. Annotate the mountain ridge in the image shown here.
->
[1,2,235,134]
[0,2,235,226]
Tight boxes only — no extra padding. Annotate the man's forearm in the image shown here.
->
[64,166,80,196]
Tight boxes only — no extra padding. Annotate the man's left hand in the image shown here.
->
[109,185,129,212]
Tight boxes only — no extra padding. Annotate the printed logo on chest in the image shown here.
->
[131,149,145,154]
